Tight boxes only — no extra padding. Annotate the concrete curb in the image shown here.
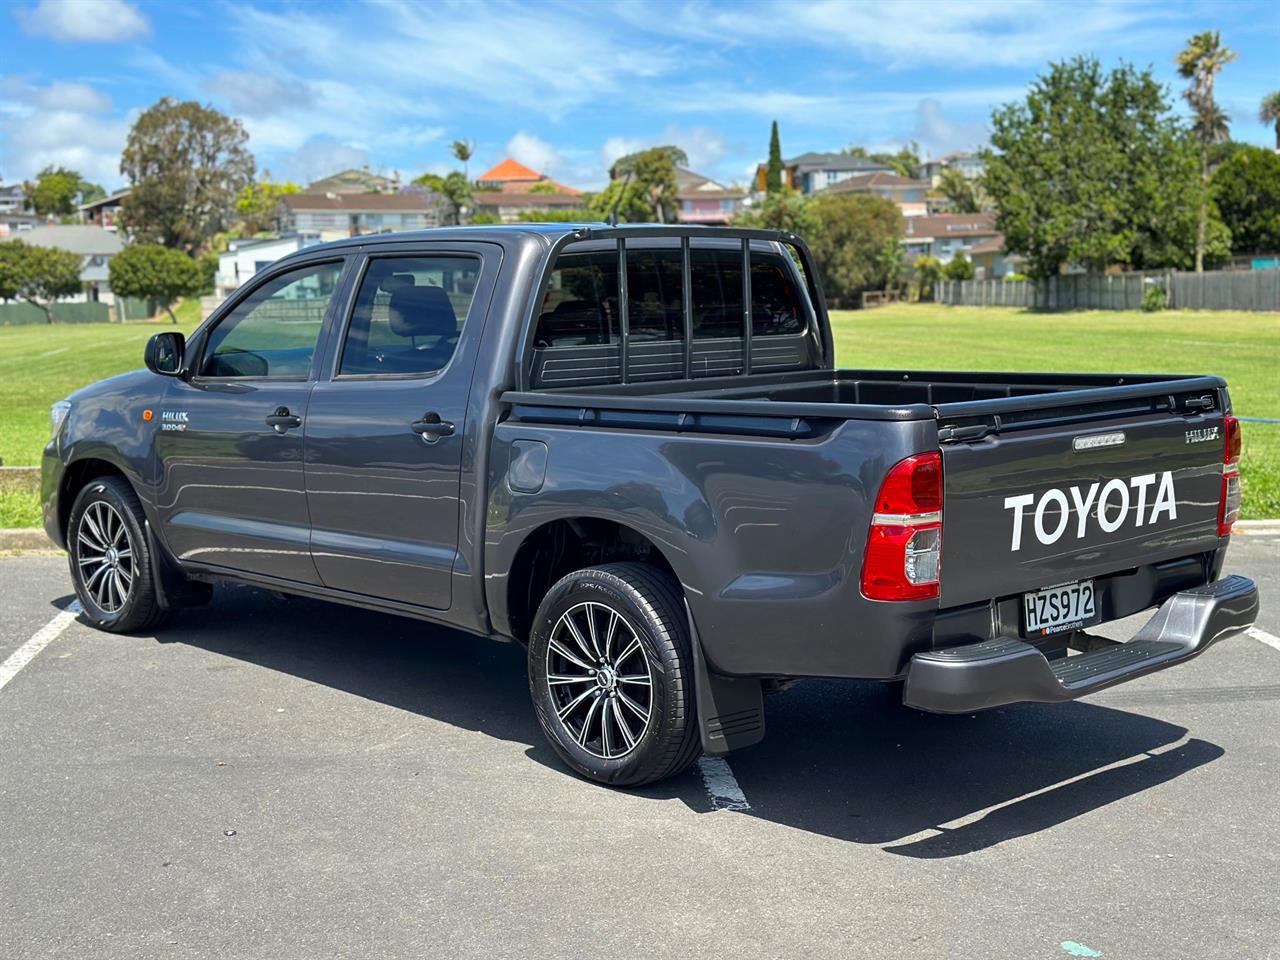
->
[0,527,58,553]
[1234,520,1280,535]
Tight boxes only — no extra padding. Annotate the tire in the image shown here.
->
[528,562,701,787]
[67,475,169,633]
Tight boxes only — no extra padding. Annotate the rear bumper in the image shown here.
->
[903,575,1259,714]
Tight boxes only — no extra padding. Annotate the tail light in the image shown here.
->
[861,452,943,601]
[1218,415,1241,537]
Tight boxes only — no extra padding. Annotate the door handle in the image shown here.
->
[266,406,302,433]
[411,412,455,439]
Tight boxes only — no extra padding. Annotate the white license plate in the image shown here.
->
[1022,580,1099,637]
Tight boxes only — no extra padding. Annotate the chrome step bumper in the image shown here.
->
[904,575,1259,714]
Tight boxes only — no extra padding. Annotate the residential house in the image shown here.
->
[471,158,585,223]
[78,188,130,232]
[812,171,930,217]
[279,191,442,242]
[753,152,892,195]
[922,152,985,187]
[19,224,124,302]
[215,233,321,299]
[902,212,1019,278]
[674,168,745,224]
[306,168,401,194]
[0,182,26,215]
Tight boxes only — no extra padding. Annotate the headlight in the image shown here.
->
[50,400,72,437]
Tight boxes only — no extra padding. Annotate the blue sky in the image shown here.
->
[1,0,1277,192]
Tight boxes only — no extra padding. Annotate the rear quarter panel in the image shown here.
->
[485,416,940,678]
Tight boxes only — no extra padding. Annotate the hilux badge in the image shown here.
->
[1072,431,1125,452]
[1185,426,1220,444]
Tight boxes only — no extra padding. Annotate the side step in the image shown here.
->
[904,575,1259,714]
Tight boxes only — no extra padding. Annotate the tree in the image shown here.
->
[732,189,818,236]
[876,236,907,295]
[1213,146,1280,253]
[451,139,474,180]
[0,240,24,300]
[943,254,976,280]
[235,176,300,234]
[984,57,1205,279]
[766,120,784,194]
[937,167,980,213]
[119,97,255,251]
[806,194,902,305]
[1260,91,1280,150]
[108,243,204,323]
[593,146,686,223]
[1177,30,1237,272]
[0,241,83,322]
[23,166,83,217]
[1133,131,1231,270]
[913,256,943,302]
[845,143,922,179]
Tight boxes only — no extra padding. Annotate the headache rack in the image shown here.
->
[512,225,834,392]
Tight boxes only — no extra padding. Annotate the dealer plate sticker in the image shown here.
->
[1023,580,1099,637]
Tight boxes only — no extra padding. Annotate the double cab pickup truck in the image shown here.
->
[43,224,1260,786]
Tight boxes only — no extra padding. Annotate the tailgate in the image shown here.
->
[939,397,1227,608]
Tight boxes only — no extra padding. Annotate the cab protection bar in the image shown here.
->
[513,225,834,392]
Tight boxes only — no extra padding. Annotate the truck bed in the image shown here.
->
[504,367,1226,436]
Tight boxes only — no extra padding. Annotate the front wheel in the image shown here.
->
[528,563,701,787]
[67,476,169,633]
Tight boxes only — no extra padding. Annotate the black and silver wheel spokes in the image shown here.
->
[545,601,654,760]
[77,500,134,613]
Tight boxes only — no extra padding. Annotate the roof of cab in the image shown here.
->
[285,223,802,261]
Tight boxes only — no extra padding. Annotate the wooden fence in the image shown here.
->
[938,269,1280,312]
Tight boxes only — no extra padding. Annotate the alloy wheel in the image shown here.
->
[544,601,654,759]
[76,500,134,613]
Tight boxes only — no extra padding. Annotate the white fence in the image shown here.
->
[938,269,1280,312]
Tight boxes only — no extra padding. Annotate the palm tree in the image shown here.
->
[450,139,474,181]
[1261,91,1280,150]
[1176,31,1237,272]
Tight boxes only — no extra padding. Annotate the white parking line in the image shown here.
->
[1248,627,1280,654]
[697,755,750,811]
[0,601,81,694]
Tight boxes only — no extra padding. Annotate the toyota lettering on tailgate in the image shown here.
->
[1002,472,1177,551]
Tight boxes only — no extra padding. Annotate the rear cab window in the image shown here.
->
[531,241,818,388]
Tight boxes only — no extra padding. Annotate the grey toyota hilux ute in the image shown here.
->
[42,224,1260,786]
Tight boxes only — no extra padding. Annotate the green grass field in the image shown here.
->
[831,305,1280,519]
[0,302,1276,526]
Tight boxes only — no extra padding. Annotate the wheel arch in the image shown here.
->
[58,456,133,546]
[500,516,684,645]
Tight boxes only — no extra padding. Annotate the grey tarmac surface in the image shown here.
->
[0,535,1277,960]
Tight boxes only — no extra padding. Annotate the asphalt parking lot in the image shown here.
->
[1,535,1277,960]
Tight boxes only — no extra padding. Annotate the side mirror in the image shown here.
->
[145,332,186,376]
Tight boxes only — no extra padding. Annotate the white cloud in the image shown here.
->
[506,131,560,175]
[16,0,150,43]
[908,99,990,158]
[271,137,370,186]
[203,70,315,118]
[0,76,127,184]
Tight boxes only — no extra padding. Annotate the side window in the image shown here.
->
[338,256,480,377]
[201,261,342,378]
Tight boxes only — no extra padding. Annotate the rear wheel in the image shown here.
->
[67,476,169,633]
[528,562,701,787]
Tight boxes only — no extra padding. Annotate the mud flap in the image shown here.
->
[145,520,212,612]
[686,602,765,755]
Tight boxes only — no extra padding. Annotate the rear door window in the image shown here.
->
[338,256,481,377]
